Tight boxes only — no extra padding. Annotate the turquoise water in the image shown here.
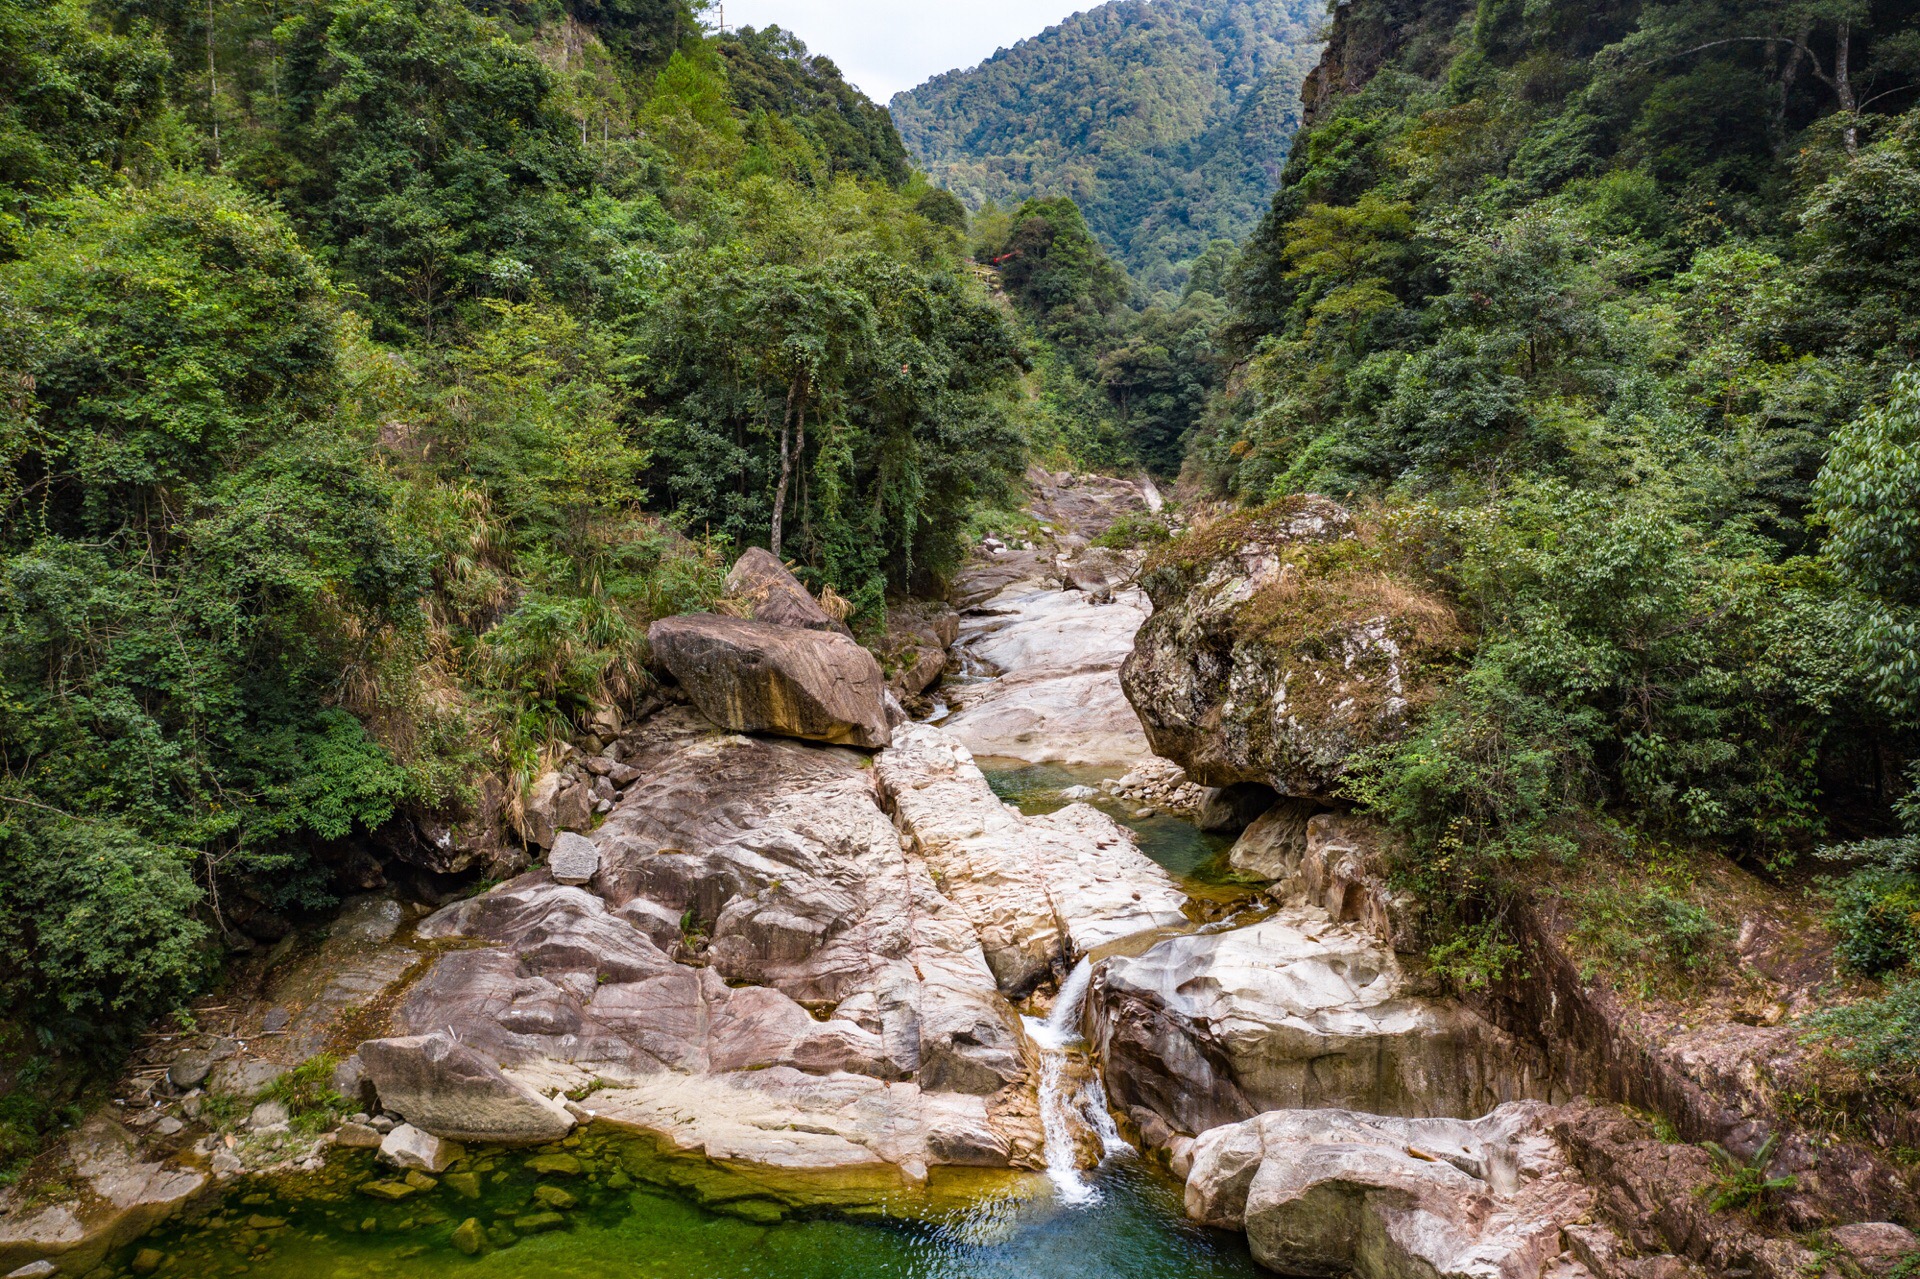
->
[112,1142,1262,1278]
[978,760,1246,893]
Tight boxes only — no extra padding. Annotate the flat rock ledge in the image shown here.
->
[875,722,1189,995]
[1186,1102,1598,1279]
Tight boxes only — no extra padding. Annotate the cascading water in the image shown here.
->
[1022,957,1136,1206]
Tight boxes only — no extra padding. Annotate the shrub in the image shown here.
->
[1829,868,1920,976]
[1804,978,1920,1087]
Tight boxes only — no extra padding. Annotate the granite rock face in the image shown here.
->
[649,613,892,749]
[1121,497,1442,798]
[1186,1103,1596,1279]
[0,1116,207,1275]
[876,722,1189,995]
[383,713,1047,1201]
[943,585,1155,768]
[1091,908,1529,1137]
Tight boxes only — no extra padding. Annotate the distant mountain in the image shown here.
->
[890,0,1325,294]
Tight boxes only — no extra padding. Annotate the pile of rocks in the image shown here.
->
[1092,757,1207,818]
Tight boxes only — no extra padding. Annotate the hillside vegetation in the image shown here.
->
[0,0,1044,1171]
[892,0,1325,295]
[1198,0,1920,1076]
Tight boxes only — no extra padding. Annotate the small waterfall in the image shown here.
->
[1022,957,1135,1206]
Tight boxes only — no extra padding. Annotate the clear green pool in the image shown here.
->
[978,760,1249,894]
[112,1138,1262,1279]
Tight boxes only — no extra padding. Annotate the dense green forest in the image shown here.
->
[0,0,1054,1167]
[892,0,1324,297]
[1198,0,1920,1068]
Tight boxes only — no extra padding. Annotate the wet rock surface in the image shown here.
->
[1092,908,1533,1137]
[1186,1102,1598,1279]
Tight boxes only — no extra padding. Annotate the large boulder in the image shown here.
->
[724,548,850,635]
[0,1116,206,1276]
[1090,908,1531,1136]
[876,723,1189,995]
[649,613,891,749]
[1186,1103,1596,1279]
[358,1033,576,1145]
[1121,497,1459,797]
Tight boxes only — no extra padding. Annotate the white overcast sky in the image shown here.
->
[710,1,1091,101]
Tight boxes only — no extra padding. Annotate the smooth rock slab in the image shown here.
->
[1187,1103,1594,1279]
[650,613,891,749]
[876,723,1188,995]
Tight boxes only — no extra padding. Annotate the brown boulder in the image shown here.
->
[359,1033,575,1145]
[724,548,849,635]
[649,613,892,749]
[1121,498,1459,798]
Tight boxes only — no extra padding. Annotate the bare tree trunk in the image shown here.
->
[1775,24,1812,143]
[770,378,802,558]
[1835,21,1858,153]
[206,0,220,167]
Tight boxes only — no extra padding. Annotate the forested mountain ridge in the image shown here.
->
[891,0,1325,295]
[1194,0,1920,1093]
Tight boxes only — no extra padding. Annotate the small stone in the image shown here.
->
[451,1217,487,1256]
[336,1121,383,1149]
[1132,808,1156,820]
[512,1211,566,1234]
[403,1170,438,1191]
[606,1170,634,1191]
[168,1052,214,1091]
[360,1218,378,1232]
[380,1123,462,1173]
[246,1214,286,1229]
[1833,1223,1920,1276]
[261,1007,291,1033]
[211,1149,244,1176]
[370,1115,395,1134]
[524,1152,583,1177]
[7,1262,58,1278]
[247,1100,290,1130]
[532,1184,576,1211]
[443,1171,482,1199]
[548,832,601,887]
[154,1115,185,1137]
[358,1180,418,1202]
[130,1250,167,1276]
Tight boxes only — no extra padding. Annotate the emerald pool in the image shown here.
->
[111,1142,1262,1279]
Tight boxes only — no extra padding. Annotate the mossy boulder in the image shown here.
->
[1120,497,1463,799]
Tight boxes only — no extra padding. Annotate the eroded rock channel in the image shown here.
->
[5,474,1897,1279]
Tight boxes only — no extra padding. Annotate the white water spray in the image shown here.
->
[1022,957,1135,1206]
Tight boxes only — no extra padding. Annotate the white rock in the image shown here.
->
[378,1123,463,1173]
[1186,1103,1593,1279]
[944,586,1154,768]
[8,1261,59,1277]
[548,831,601,886]
[1092,909,1527,1134]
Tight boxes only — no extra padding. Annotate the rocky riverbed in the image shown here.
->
[7,475,1918,1279]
